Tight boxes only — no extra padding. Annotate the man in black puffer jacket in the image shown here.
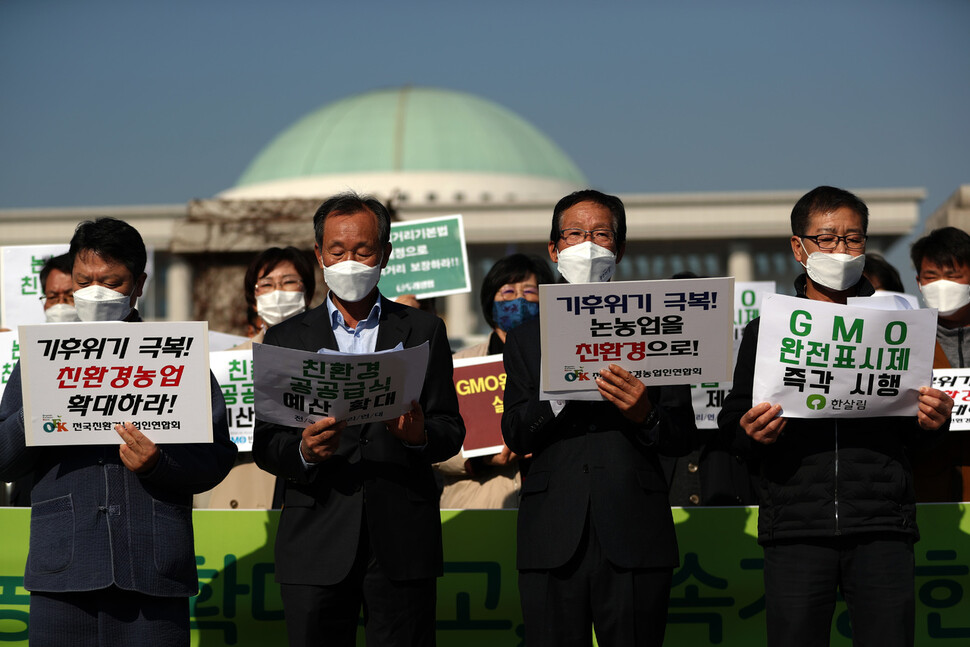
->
[718,186,953,647]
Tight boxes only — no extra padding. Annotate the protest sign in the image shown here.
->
[932,368,970,430]
[753,295,936,418]
[538,277,734,397]
[252,342,429,427]
[209,330,250,351]
[691,382,729,429]
[211,350,256,451]
[19,321,213,445]
[381,214,471,299]
[0,244,69,329]
[453,355,505,457]
[0,330,20,403]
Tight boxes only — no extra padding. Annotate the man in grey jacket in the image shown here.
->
[0,218,237,647]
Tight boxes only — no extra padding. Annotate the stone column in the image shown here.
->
[165,255,193,321]
[728,244,754,282]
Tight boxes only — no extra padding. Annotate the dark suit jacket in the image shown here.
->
[252,297,465,585]
[501,317,693,571]
[0,364,236,597]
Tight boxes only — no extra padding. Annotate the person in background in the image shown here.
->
[0,217,236,647]
[719,186,953,647]
[196,246,317,510]
[436,253,554,509]
[910,226,970,501]
[40,253,79,323]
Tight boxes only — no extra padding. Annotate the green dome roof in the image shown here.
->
[234,87,587,188]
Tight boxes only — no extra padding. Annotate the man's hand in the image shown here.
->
[595,364,652,424]
[116,422,161,473]
[301,417,345,463]
[741,402,787,444]
[917,386,953,431]
[386,400,426,445]
[482,444,520,467]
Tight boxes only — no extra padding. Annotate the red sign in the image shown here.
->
[452,355,505,457]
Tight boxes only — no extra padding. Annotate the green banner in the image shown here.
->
[1,505,968,645]
[380,214,471,299]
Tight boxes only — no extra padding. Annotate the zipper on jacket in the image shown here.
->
[834,420,840,536]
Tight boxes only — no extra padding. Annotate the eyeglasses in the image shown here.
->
[801,234,868,251]
[560,228,616,246]
[497,285,539,301]
[255,275,304,295]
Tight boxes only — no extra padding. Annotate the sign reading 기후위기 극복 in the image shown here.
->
[252,342,429,427]
[752,294,936,418]
[19,321,213,446]
[932,368,970,430]
[380,214,471,299]
[538,277,735,398]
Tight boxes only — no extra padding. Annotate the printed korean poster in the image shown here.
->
[0,244,69,329]
[252,342,429,426]
[453,355,506,457]
[539,277,735,396]
[932,369,970,430]
[0,330,20,404]
[20,321,213,446]
[753,295,936,418]
[211,349,256,451]
[380,214,471,299]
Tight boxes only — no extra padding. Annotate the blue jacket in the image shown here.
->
[0,361,236,596]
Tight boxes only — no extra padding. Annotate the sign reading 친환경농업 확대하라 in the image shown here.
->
[753,294,936,418]
[19,321,213,446]
[538,277,735,398]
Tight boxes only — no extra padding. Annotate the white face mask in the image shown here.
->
[73,285,133,322]
[256,290,306,327]
[800,241,865,292]
[556,241,617,284]
[323,260,382,303]
[920,279,970,316]
[44,303,80,323]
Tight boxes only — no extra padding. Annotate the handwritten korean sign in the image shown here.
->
[753,295,936,418]
[252,342,429,426]
[380,214,471,299]
[19,321,213,445]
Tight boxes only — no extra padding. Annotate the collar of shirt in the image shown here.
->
[325,292,383,354]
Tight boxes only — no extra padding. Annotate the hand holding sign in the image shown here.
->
[300,417,345,463]
[385,400,426,446]
[918,387,953,431]
[595,364,653,424]
[115,422,161,473]
[740,402,787,445]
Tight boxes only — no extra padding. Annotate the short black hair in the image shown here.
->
[313,192,391,250]
[790,186,869,237]
[68,217,147,280]
[863,253,904,292]
[911,227,970,276]
[39,253,73,293]
[549,189,627,248]
[244,246,317,329]
[480,254,555,329]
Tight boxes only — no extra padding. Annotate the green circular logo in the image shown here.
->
[806,394,827,411]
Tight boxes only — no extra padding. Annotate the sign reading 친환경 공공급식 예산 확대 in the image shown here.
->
[753,294,936,418]
[19,321,213,446]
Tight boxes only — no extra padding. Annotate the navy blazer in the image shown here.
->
[0,363,237,596]
[501,317,693,571]
[252,297,465,585]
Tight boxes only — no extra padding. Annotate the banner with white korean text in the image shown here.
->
[0,244,69,329]
[932,368,970,430]
[252,342,429,427]
[691,281,776,429]
[380,214,471,299]
[538,277,734,397]
[753,295,936,418]
[19,321,212,445]
[453,355,505,457]
[211,350,255,451]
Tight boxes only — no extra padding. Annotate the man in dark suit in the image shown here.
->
[0,217,237,647]
[252,193,464,647]
[501,190,694,646]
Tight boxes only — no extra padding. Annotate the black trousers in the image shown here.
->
[763,534,915,647]
[29,586,188,647]
[279,516,437,647]
[518,516,673,647]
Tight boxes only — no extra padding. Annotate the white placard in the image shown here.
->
[932,369,970,431]
[753,294,936,418]
[0,330,20,405]
[209,331,250,351]
[253,342,429,427]
[538,277,734,398]
[20,321,213,445]
[211,350,255,451]
[1,244,69,329]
